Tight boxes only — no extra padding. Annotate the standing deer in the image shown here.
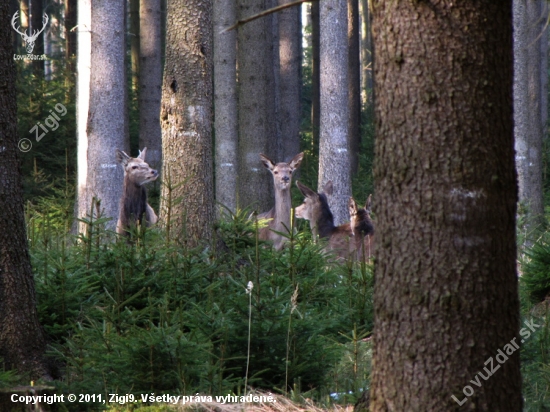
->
[349,195,375,260]
[295,180,355,259]
[257,152,304,250]
[11,11,49,54]
[115,148,159,236]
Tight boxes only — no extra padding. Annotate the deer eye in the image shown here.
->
[274,171,278,174]
[132,166,138,170]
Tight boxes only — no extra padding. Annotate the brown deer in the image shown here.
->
[295,180,355,259]
[349,195,375,260]
[115,148,159,236]
[257,152,304,250]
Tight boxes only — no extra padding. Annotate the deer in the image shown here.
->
[115,148,159,236]
[349,195,375,261]
[11,11,49,54]
[295,180,355,259]
[256,152,304,250]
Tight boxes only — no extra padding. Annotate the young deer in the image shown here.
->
[257,152,304,250]
[115,148,159,236]
[295,180,355,259]
[349,195,375,260]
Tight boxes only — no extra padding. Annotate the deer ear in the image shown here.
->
[138,147,148,160]
[323,180,333,196]
[116,149,131,166]
[365,194,372,213]
[296,181,317,198]
[259,154,275,171]
[349,197,358,215]
[289,152,304,170]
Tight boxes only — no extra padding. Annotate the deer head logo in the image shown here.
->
[11,11,49,54]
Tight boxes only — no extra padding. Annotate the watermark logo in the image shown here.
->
[11,11,48,60]
[451,318,541,406]
[19,103,67,152]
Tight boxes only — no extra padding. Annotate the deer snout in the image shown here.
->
[282,176,290,183]
[151,169,158,177]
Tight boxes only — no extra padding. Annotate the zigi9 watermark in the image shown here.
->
[18,103,67,152]
[452,318,541,406]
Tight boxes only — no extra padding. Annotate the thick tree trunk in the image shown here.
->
[10,0,20,52]
[513,0,547,232]
[139,0,162,169]
[75,0,91,233]
[237,0,278,212]
[278,0,301,162]
[214,0,238,215]
[370,2,520,411]
[319,0,351,226]
[0,2,51,379]
[348,0,360,175]
[160,0,214,245]
[86,0,128,231]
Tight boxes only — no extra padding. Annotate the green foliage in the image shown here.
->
[28,200,373,407]
[521,232,550,305]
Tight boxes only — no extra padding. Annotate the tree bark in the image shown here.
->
[237,0,278,212]
[0,1,51,379]
[130,0,140,90]
[30,0,45,76]
[348,0,360,175]
[513,0,547,231]
[75,0,91,233]
[310,1,320,156]
[214,0,238,215]
[370,1,520,410]
[360,0,373,107]
[319,0,351,226]
[278,0,301,162]
[86,0,128,231]
[160,0,214,245]
[64,0,77,74]
[139,0,162,169]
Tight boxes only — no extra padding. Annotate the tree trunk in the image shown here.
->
[30,0,45,75]
[319,0,351,226]
[513,0,547,232]
[310,1,320,155]
[64,0,77,74]
[139,0,162,169]
[10,0,19,52]
[0,1,51,379]
[360,0,373,107]
[370,2,520,410]
[160,0,214,245]
[130,0,140,90]
[86,0,128,231]
[75,0,91,233]
[348,0,360,175]
[214,0,238,215]
[278,0,301,162]
[237,0,278,212]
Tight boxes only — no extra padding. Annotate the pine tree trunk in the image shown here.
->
[237,0,278,212]
[160,0,214,245]
[214,0,238,215]
[0,1,51,379]
[278,0,301,162]
[370,2,520,410]
[348,0,360,175]
[10,0,19,52]
[75,0,91,233]
[130,0,140,90]
[86,0,128,231]
[310,1,320,155]
[513,0,546,232]
[30,0,45,76]
[319,0,351,226]
[64,0,77,74]
[360,0,373,106]
[139,0,162,169]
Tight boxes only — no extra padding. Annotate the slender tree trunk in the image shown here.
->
[139,0,162,169]
[370,1,520,410]
[237,0,278,212]
[30,0,45,75]
[64,0,77,77]
[348,0,360,175]
[75,0,91,233]
[310,1,320,155]
[0,1,51,379]
[130,0,140,90]
[278,0,301,162]
[360,0,373,107]
[319,0,351,225]
[160,0,214,245]
[86,0,128,230]
[513,0,547,233]
[214,0,238,215]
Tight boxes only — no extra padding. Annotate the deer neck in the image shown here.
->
[273,186,292,227]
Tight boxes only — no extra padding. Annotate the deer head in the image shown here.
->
[259,152,304,192]
[12,11,49,54]
[349,194,374,236]
[116,147,159,185]
[295,180,333,221]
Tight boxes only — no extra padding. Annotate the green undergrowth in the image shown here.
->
[23,198,373,410]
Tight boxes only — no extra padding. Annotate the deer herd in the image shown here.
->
[115,149,374,261]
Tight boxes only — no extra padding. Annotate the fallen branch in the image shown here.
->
[221,0,319,33]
